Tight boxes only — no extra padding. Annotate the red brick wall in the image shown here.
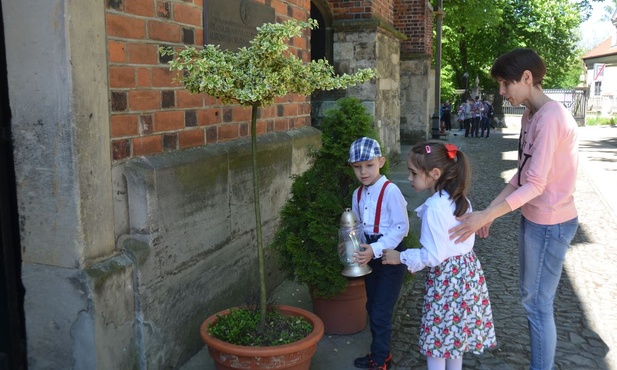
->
[328,0,394,23]
[394,0,432,55]
[105,0,311,161]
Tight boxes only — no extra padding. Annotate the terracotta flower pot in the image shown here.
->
[311,277,367,335]
[200,305,324,370]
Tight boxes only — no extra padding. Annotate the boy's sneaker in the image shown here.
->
[354,353,392,369]
[354,354,373,368]
[370,361,390,370]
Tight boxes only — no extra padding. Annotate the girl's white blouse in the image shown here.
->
[401,190,475,273]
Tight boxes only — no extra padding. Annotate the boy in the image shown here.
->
[349,137,409,370]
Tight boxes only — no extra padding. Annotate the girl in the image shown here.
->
[382,141,496,370]
[449,48,579,370]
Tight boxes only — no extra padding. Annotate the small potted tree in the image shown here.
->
[272,97,386,334]
[161,19,375,369]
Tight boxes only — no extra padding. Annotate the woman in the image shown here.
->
[449,48,579,370]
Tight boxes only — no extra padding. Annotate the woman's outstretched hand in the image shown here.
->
[449,210,492,243]
[476,222,493,239]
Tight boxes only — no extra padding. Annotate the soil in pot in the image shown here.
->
[200,305,324,370]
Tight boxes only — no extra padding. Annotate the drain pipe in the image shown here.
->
[431,0,444,139]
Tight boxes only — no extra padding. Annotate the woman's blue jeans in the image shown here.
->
[518,216,578,370]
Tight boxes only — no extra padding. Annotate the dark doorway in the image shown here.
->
[309,0,335,127]
[309,0,332,64]
[0,2,27,369]
[310,2,327,62]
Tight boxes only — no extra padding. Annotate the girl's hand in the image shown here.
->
[354,244,374,266]
[381,249,401,265]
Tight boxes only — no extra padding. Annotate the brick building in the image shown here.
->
[0,0,434,368]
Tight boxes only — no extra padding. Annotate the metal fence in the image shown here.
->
[501,88,588,125]
[587,95,617,115]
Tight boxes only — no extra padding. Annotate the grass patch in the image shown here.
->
[585,114,616,126]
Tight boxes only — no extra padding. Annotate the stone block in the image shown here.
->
[85,255,137,370]
[23,264,94,370]
[23,260,137,370]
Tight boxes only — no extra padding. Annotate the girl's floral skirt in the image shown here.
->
[419,250,497,358]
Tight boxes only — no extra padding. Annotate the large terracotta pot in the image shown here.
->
[311,277,367,335]
[200,305,324,370]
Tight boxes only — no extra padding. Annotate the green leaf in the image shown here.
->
[163,19,376,106]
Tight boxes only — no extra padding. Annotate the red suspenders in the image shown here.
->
[356,181,391,234]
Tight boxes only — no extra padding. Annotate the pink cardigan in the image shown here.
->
[505,101,579,225]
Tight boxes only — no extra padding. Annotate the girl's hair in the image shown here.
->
[490,48,546,86]
[408,141,471,217]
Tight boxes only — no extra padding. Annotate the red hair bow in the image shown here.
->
[445,143,458,160]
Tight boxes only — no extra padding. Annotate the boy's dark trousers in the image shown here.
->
[364,234,407,366]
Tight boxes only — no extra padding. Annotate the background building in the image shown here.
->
[583,8,617,116]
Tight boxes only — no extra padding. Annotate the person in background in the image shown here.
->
[442,100,452,131]
[472,96,483,138]
[449,48,579,370]
[464,98,473,137]
[457,100,465,131]
[480,98,493,138]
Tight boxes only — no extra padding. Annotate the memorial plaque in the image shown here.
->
[204,0,275,50]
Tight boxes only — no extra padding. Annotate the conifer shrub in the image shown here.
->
[272,97,387,299]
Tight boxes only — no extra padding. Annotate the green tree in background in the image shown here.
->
[435,0,601,99]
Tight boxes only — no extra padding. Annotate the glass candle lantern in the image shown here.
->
[338,208,372,277]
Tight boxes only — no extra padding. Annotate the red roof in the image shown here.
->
[583,36,617,60]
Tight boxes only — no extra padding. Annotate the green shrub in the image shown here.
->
[272,97,388,299]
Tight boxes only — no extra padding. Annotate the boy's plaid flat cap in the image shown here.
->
[348,137,382,163]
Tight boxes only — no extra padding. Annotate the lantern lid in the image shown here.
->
[340,208,360,228]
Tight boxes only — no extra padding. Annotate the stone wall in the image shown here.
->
[374,31,402,157]
[22,126,320,370]
[119,128,321,368]
[400,56,433,143]
[397,0,434,143]
[330,20,403,158]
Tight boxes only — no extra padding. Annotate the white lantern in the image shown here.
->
[338,208,372,277]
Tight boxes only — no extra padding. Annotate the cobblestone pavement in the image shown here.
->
[183,123,617,370]
[389,123,617,370]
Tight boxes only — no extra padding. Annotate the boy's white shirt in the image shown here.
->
[351,175,409,258]
[400,190,475,273]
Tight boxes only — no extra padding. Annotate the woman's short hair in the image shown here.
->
[490,48,546,86]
